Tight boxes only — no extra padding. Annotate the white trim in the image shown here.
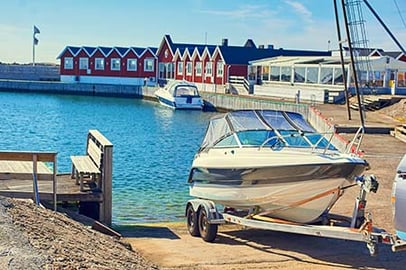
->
[64,57,73,69]
[127,58,137,71]
[186,61,192,75]
[195,61,202,76]
[111,58,121,71]
[95,58,105,70]
[79,57,89,70]
[60,75,157,86]
[144,58,154,72]
[177,62,183,75]
[216,61,224,77]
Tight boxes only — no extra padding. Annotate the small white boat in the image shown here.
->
[188,110,369,223]
[155,81,204,110]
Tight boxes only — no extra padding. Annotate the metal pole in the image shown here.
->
[32,33,35,66]
[362,0,406,54]
[333,0,351,120]
[341,0,365,128]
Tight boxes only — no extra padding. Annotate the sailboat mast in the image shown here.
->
[340,0,365,128]
[333,0,352,120]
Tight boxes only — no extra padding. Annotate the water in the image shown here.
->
[0,91,218,224]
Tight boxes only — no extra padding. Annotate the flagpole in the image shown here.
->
[32,25,40,66]
[32,31,35,66]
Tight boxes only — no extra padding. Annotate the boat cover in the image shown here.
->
[200,110,316,150]
[165,80,199,97]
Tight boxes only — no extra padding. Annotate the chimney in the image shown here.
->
[222,38,228,47]
[268,44,274,50]
[258,45,265,49]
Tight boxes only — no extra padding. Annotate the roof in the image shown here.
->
[219,46,330,65]
[57,45,156,59]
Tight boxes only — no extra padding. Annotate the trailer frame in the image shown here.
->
[185,175,406,256]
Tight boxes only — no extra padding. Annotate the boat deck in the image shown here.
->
[0,170,103,202]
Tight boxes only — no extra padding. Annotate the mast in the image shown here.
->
[341,0,365,128]
[333,0,352,120]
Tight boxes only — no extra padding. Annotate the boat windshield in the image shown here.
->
[199,110,337,151]
[165,81,200,97]
[174,85,199,97]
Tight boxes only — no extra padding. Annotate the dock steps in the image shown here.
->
[350,97,393,111]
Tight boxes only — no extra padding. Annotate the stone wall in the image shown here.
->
[0,64,60,81]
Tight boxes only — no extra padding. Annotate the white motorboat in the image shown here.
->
[155,80,204,110]
[188,110,369,223]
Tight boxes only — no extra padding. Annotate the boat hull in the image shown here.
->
[188,148,367,223]
[155,90,203,110]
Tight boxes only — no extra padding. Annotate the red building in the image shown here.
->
[58,46,158,85]
[58,35,332,90]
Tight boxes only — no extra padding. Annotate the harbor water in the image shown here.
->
[0,91,218,224]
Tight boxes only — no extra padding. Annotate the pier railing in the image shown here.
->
[0,151,57,210]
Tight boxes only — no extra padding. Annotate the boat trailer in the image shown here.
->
[186,174,406,256]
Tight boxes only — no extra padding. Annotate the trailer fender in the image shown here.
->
[186,199,224,224]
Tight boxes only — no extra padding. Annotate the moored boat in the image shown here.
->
[188,109,369,223]
[155,80,204,110]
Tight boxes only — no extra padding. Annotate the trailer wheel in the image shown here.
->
[198,207,218,242]
[186,204,200,237]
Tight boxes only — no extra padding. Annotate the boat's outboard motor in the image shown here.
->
[393,154,406,240]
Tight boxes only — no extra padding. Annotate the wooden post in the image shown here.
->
[89,130,113,226]
[102,144,113,226]
[53,154,57,211]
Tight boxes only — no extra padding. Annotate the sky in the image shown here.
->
[0,0,405,64]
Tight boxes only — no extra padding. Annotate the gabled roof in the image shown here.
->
[82,46,97,57]
[114,47,130,57]
[98,46,114,57]
[56,46,81,59]
[381,51,403,59]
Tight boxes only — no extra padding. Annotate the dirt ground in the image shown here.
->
[123,99,406,270]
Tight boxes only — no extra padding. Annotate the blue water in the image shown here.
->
[0,91,218,224]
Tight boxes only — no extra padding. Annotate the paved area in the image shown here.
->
[123,103,406,270]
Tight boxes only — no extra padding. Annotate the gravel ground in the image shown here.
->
[0,197,159,270]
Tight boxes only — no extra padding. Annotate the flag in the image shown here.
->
[33,25,40,34]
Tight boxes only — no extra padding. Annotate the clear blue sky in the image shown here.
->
[0,0,405,64]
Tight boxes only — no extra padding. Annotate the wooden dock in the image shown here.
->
[0,130,113,226]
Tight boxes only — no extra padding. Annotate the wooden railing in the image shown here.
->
[0,151,57,210]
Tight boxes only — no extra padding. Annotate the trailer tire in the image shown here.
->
[186,204,200,237]
[198,207,218,242]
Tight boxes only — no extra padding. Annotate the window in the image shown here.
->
[306,67,318,84]
[280,67,291,82]
[270,66,280,81]
[144,58,154,72]
[95,58,104,70]
[111,58,120,71]
[64,57,73,69]
[333,67,345,85]
[205,62,212,76]
[177,62,183,75]
[186,62,192,75]
[195,62,202,76]
[320,67,333,84]
[262,66,270,81]
[127,59,137,71]
[217,62,224,77]
[79,57,88,70]
[294,67,306,83]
